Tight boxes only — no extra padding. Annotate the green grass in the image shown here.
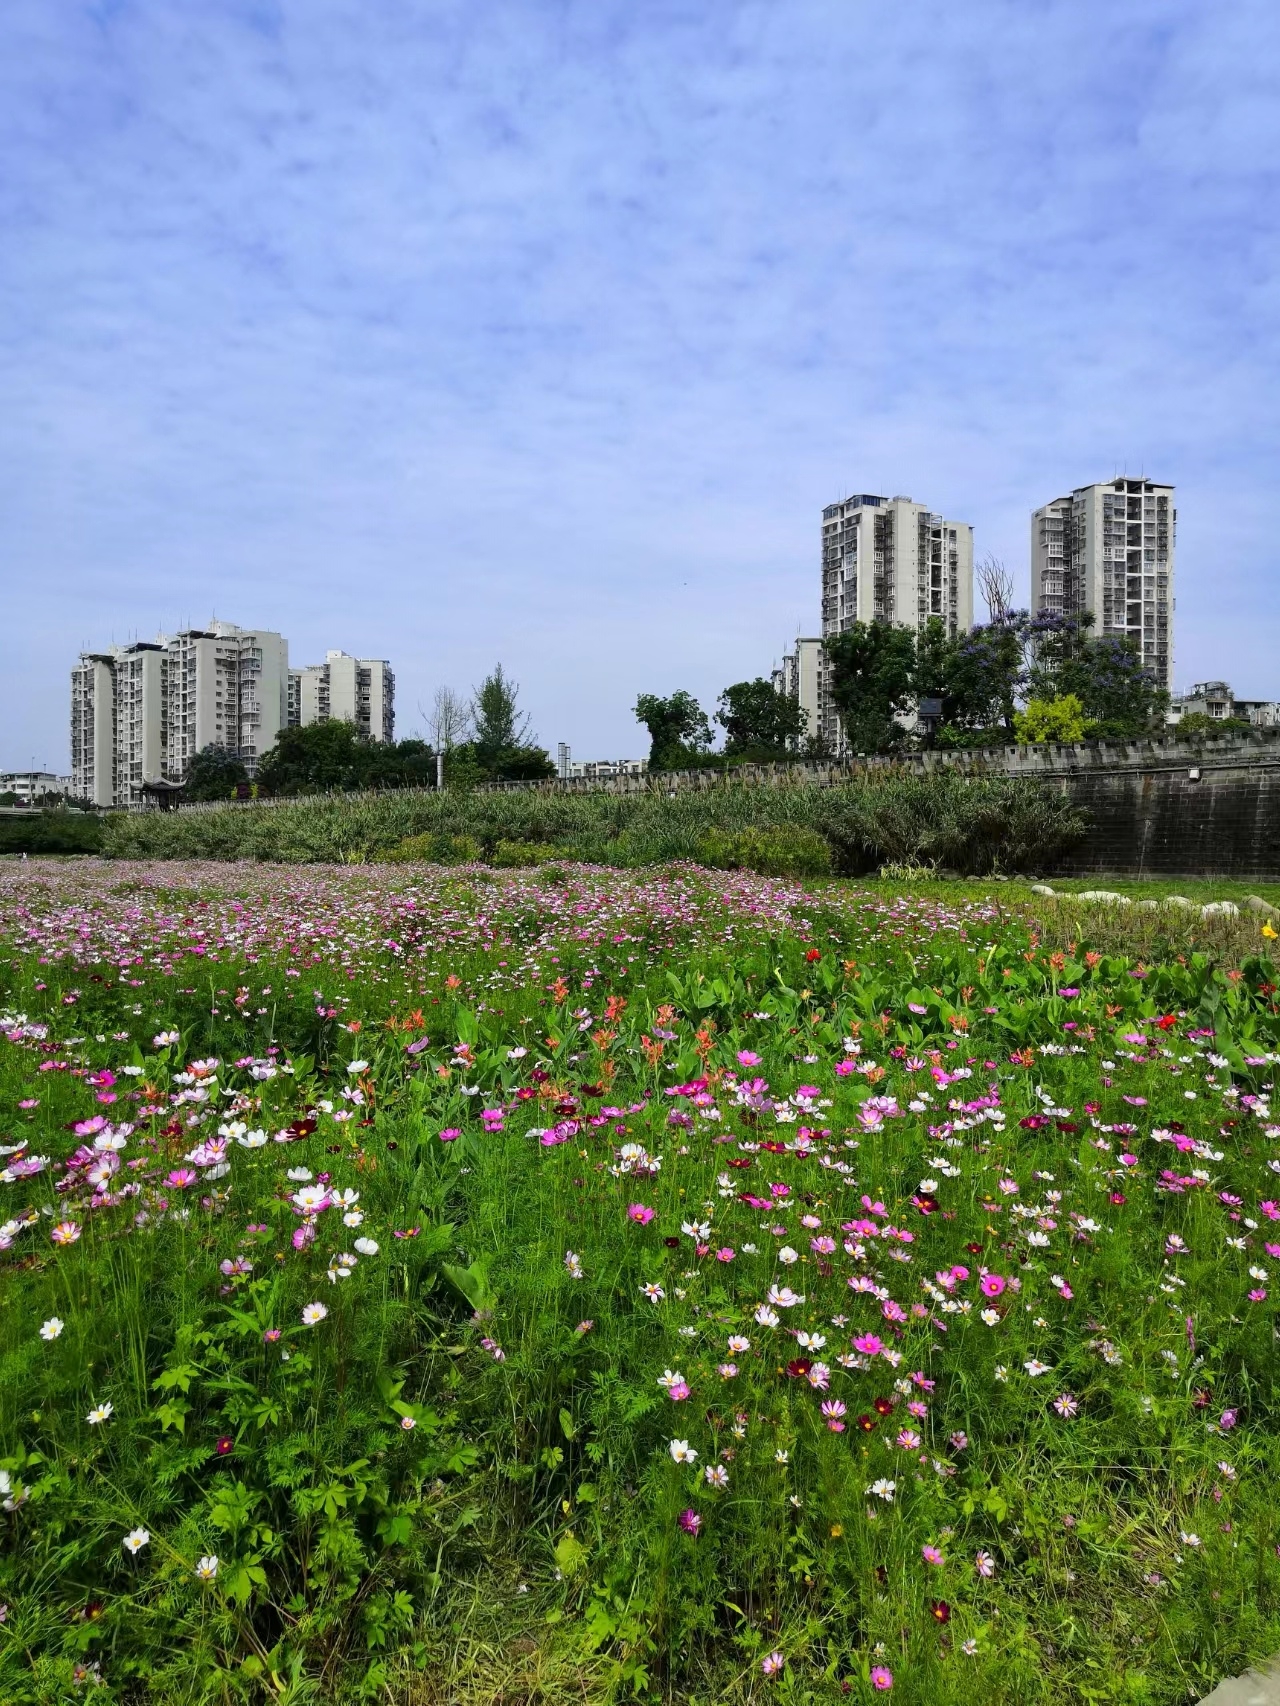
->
[0,858,1277,1705]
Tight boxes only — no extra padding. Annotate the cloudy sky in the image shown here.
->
[3,0,1279,769]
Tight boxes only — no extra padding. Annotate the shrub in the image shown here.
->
[380,832,481,865]
[0,811,105,856]
[489,839,575,868]
[694,825,832,878]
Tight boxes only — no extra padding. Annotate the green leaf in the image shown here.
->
[554,1533,588,1577]
[558,1408,576,1440]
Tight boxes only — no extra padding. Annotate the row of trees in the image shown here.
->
[633,608,1169,771]
[185,666,554,799]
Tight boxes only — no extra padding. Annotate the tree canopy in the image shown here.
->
[633,691,714,772]
[716,678,808,758]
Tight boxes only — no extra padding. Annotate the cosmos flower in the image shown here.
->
[86,1403,113,1425]
[668,1439,698,1464]
[40,1317,64,1341]
[123,1528,150,1554]
[195,1556,219,1581]
[301,1302,329,1326]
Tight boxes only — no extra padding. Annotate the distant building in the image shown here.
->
[1167,681,1280,729]
[1031,478,1175,692]
[818,493,973,753]
[0,771,72,802]
[555,747,647,781]
[772,637,824,744]
[288,651,395,744]
[70,623,289,808]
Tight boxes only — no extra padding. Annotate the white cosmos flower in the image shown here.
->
[1023,1359,1052,1377]
[668,1439,698,1463]
[766,1284,803,1308]
[87,1402,113,1425]
[777,1246,800,1265]
[237,1130,268,1149]
[868,1479,896,1502]
[301,1302,328,1326]
[347,1060,369,1074]
[195,1555,219,1580]
[343,1210,364,1227]
[123,1527,150,1553]
[353,1237,379,1256]
[40,1317,64,1340]
[727,1335,751,1353]
[754,1305,780,1327]
[287,1168,314,1182]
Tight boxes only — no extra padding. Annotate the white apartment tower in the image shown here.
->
[818,493,974,751]
[287,651,395,743]
[70,623,289,808]
[1031,478,1175,690]
[772,637,825,745]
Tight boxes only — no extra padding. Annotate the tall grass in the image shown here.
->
[101,773,1086,876]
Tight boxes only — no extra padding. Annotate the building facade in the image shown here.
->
[288,651,395,744]
[1031,478,1175,691]
[69,623,290,808]
[0,771,73,802]
[818,493,973,752]
[772,637,825,745]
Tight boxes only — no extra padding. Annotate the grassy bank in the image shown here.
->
[99,773,1085,877]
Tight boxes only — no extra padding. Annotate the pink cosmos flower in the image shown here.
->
[628,1204,655,1224]
[51,1221,81,1246]
[678,1509,701,1536]
[896,1428,921,1450]
[853,1333,884,1357]
[666,1381,691,1402]
[922,1544,944,1565]
[975,1550,996,1577]
[166,1169,197,1190]
[761,1652,785,1677]
[979,1274,1006,1298]
[871,1665,893,1690]
[1053,1393,1079,1418]
[737,1051,761,1067]
[715,1246,736,1262]
[438,1128,461,1143]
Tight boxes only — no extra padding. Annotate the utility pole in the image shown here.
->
[436,751,444,790]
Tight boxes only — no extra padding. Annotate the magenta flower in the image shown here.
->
[737,1050,761,1067]
[678,1508,701,1536]
[1053,1393,1079,1418]
[871,1665,893,1690]
[438,1128,461,1143]
[627,1203,655,1225]
[761,1651,785,1677]
[979,1273,1006,1298]
[715,1246,735,1262]
[166,1169,197,1190]
[853,1333,884,1357]
[922,1544,944,1565]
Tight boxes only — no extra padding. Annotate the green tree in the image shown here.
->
[1014,694,1088,743]
[184,744,249,801]
[824,622,917,754]
[716,678,807,759]
[1027,613,1167,736]
[634,691,714,771]
[462,665,555,783]
[256,723,370,795]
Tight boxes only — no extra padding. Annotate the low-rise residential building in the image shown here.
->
[0,771,73,802]
[1167,682,1280,729]
[555,746,646,780]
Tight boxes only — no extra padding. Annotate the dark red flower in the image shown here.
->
[215,1436,234,1456]
[786,1358,813,1379]
[664,1236,681,1249]
[966,1242,983,1254]
[873,1396,894,1416]
[929,1599,951,1624]
[913,1194,940,1215]
[857,1413,875,1432]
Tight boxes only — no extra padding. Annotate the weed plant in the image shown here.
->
[0,861,1277,1704]
[99,773,1086,878]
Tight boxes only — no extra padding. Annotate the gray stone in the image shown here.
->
[1196,1656,1280,1704]
[1167,895,1196,909]
[1245,895,1280,918]
[1201,901,1241,918]
[1029,883,1055,896]
[1136,899,1162,910]
[1073,890,1132,905]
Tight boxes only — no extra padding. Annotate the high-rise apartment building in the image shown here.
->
[772,637,825,745]
[818,493,973,751]
[1031,478,1175,690]
[287,651,395,743]
[70,623,289,807]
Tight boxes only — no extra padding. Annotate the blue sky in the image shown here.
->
[3,0,1279,769]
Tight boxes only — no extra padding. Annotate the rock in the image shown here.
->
[1029,883,1055,896]
[1166,896,1196,909]
[1136,899,1161,910]
[1073,890,1132,905]
[1245,895,1280,918]
[1195,1655,1280,1704]
[1201,901,1240,918]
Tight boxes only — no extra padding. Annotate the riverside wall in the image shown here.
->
[170,733,1280,877]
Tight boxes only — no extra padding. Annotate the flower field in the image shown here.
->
[1,859,1278,1705]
